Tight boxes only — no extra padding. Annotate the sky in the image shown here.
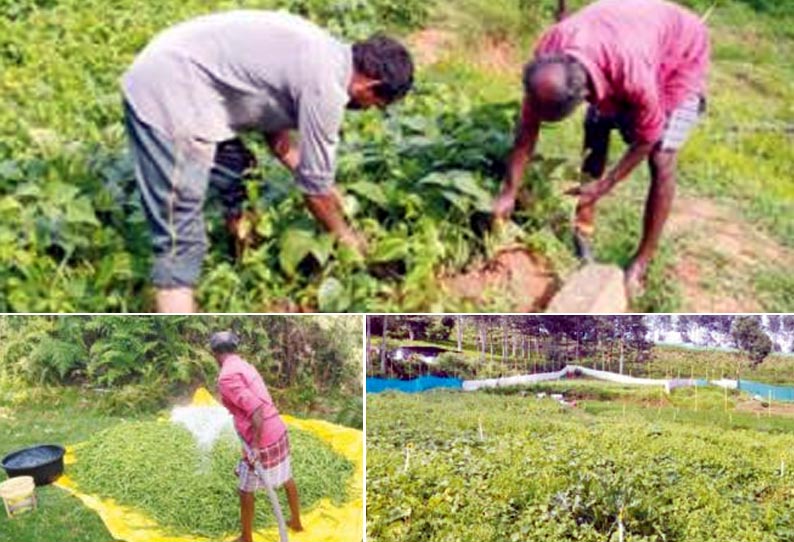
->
[645,316,794,354]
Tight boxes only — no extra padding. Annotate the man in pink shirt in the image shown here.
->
[212,331,303,542]
[493,0,710,296]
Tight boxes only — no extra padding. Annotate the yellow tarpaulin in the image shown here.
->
[54,388,363,542]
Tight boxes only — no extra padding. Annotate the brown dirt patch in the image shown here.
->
[407,28,520,76]
[473,36,520,75]
[666,196,794,312]
[735,399,794,418]
[407,28,455,66]
[441,248,557,311]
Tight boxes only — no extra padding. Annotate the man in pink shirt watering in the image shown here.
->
[493,0,710,297]
[212,331,303,542]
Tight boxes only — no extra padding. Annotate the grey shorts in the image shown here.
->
[123,102,252,288]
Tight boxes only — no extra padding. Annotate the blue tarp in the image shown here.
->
[738,379,794,402]
[366,376,463,394]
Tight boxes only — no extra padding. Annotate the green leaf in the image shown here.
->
[346,181,388,208]
[279,228,318,277]
[317,277,351,312]
[370,236,409,263]
[65,196,100,226]
[278,228,333,277]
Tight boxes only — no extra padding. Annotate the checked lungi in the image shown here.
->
[236,430,292,493]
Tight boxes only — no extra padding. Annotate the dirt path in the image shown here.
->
[667,195,794,313]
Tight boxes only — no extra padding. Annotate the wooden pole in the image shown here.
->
[693,367,698,412]
[769,390,772,418]
[724,384,728,413]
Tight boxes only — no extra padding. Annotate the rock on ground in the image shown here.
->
[546,263,627,313]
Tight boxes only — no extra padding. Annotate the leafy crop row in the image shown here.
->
[0,0,578,312]
[367,392,794,542]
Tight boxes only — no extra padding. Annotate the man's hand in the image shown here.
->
[304,191,368,257]
[225,210,258,243]
[492,188,517,221]
[565,178,612,208]
[337,228,369,256]
[493,98,540,222]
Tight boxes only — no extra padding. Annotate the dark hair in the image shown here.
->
[352,34,414,102]
[210,331,240,354]
[523,54,587,121]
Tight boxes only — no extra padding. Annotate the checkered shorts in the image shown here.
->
[236,431,292,493]
[660,95,706,151]
[584,95,705,152]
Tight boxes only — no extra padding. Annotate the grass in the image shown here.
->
[0,389,138,542]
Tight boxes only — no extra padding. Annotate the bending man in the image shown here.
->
[122,10,414,311]
[493,0,709,296]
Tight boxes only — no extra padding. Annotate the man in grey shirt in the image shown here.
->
[122,10,414,312]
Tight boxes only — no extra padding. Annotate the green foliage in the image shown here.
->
[0,315,362,414]
[367,392,794,542]
[434,351,475,379]
[0,487,113,542]
[275,0,431,37]
[334,394,364,429]
[636,345,794,384]
[3,0,793,311]
[71,421,353,538]
[732,316,774,367]
[0,0,583,312]
[0,0,433,312]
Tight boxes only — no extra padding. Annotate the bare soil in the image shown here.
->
[407,28,455,66]
[442,248,557,311]
[408,27,519,75]
[735,399,794,418]
[665,196,794,312]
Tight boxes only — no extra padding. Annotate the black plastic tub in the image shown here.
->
[1,445,65,485]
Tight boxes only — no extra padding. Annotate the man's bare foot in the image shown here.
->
[287,517,304,532]
[625,259,648,299]
[572,228,594,263]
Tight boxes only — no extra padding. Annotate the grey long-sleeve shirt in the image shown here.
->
[122,10,353,194]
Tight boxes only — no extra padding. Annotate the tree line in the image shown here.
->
[366,315,776,377]
[0,315,361,402]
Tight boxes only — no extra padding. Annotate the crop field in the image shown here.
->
[367,389,794,542]
[1,0,792,311]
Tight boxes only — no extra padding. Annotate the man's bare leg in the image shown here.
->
[283,478,304,531]
[626,148,677,297]
[575,109,611,262]
[238,490,255,542]
[155,287,195,313]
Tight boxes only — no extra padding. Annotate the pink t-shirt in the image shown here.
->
[535,0,710,143]
[217,354,286,448]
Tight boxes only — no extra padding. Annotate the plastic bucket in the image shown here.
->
[0,475,37,518]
